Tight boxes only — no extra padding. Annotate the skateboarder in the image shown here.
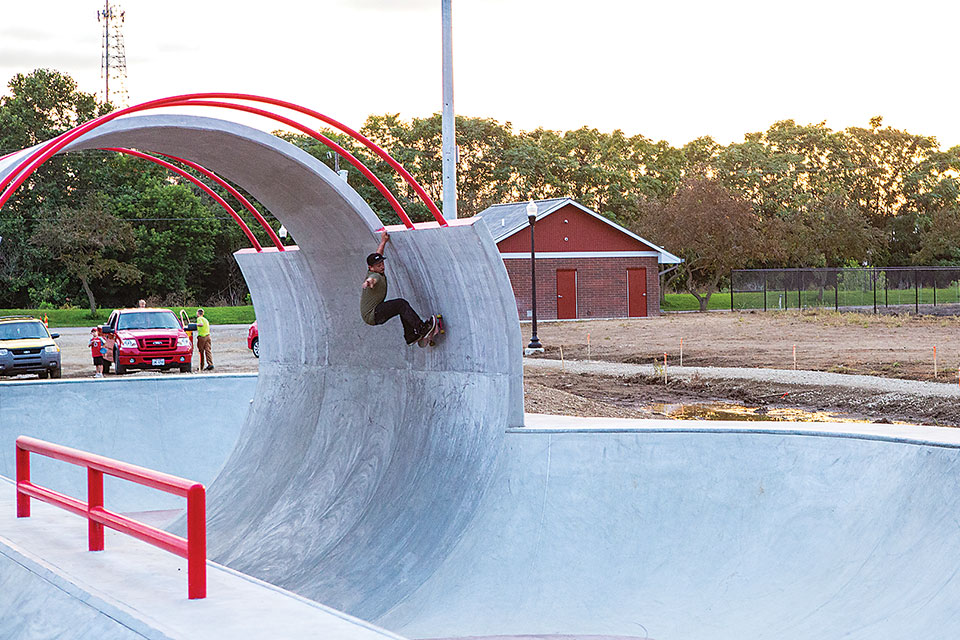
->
[361,230,435,345]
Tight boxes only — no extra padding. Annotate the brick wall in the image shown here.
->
[504,256,661,320]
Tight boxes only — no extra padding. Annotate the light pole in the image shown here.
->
[525,200,543,353]
[441,0,457,219]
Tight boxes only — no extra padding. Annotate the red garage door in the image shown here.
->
[627,268,648,317]
[556,269,577,319]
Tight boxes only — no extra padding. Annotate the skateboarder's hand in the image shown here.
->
[380,230,390,244]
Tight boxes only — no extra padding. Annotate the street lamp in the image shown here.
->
[525,200,543,353]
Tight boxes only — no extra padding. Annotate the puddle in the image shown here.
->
[648,403,864,423]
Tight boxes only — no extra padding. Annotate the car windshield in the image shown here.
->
[117,311,181,330]
[0,321,48,340]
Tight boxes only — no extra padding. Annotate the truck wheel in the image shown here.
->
[37,370,49,379]
[114,349,126,375]
[50,367,61,379]
[180,363,191,373]
[252,337,260,358]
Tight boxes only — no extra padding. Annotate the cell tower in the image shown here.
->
[98,1,129,106]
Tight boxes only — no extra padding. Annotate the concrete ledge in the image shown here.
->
[0,478,405,640]
[518,412,960,448]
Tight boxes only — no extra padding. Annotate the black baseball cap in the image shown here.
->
[366,252,385,266]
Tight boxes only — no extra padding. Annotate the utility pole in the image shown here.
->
[441,0,457,219]
[98,2,129,106]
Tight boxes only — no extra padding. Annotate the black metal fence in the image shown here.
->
[731,267,960,314]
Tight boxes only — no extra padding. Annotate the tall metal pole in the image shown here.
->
[103,1,110,104]
[441,0,458,219]
[526,201,542,353]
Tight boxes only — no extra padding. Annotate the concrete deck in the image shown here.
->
[4,114,960,639]
[0,478,404,640]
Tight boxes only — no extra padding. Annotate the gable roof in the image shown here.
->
[473,198,682,264]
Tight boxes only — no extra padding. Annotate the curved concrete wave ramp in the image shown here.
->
[2,114,524,620]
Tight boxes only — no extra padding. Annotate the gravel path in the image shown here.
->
[525,357,960,399]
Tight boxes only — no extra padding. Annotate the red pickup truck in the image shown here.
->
[102,308,197,374]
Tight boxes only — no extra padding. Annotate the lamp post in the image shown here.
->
[525,200,543,353]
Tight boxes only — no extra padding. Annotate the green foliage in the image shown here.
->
[0,305,256,328]
[30,194,142,314]
[4,67,960,313]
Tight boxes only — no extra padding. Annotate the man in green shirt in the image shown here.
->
[195,308,214,371]
[361,230,434,345]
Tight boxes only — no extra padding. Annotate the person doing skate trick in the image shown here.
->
[360,230,438,345]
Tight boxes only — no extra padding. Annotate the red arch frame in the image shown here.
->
[0,93,447,240]
[101,148,265,251]
[150,151,284,251]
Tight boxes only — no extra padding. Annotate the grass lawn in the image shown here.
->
[661,292,732,311]
[0,306,256,328]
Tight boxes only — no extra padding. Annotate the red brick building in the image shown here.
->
[474,198,681,320]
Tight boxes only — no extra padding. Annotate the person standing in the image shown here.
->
[195,308,214,371]
[88,327,106,378]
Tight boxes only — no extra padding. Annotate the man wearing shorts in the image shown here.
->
[88,328,106,378]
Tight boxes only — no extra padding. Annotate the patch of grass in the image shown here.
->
[0,306,256,328]
[662,292,732,311]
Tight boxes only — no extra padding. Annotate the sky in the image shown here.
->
[1,0,959,149]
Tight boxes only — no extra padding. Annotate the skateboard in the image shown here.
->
[417,314,445,348]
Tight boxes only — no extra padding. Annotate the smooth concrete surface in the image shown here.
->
[378,414,960,639]
[5,378,960,637]
[6,115,960,639]
[0,375,254,512]
[10,115,523,621]
[0,478,406,640]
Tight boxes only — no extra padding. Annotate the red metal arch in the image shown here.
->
[101,148,264,251]
[166,99,414,228]
[150,151,284,251]
[0,93,447,240]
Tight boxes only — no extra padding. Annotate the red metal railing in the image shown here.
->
[15,436,207,599]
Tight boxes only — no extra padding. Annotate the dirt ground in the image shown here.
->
[41,310,960,426]
[522,310,960,427]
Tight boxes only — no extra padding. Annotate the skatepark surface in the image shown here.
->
[3,114,960,639]
[4,374,960,639]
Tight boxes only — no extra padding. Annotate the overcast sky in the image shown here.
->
[2,0,958,149]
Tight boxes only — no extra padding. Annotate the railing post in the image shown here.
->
[834,268,838,311]
[797,269,802,309]
[186,484,207,599]
[915,269,919,314]
[88,468,105,551]
[16,443,30,518]
[763,272,767,312]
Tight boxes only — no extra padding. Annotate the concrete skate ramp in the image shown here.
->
[0,375,254,512]
[10,114,523,621]
[377,418,960,639]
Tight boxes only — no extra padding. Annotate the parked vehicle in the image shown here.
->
[101,308,197,374]
[0,316,61,379]
[248,320,259,358]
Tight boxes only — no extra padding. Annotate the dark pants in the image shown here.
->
[374,298,424,344]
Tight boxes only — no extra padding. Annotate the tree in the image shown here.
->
[637,176,768,311]
[912,207,960,265]
[30,196,141,314]
[0,69,112,307]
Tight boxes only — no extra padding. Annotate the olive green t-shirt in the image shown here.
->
[360,270,387,325]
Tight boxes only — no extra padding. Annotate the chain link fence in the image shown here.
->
[731,267,960,314]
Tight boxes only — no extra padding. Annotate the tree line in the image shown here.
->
[2,69,959,314]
